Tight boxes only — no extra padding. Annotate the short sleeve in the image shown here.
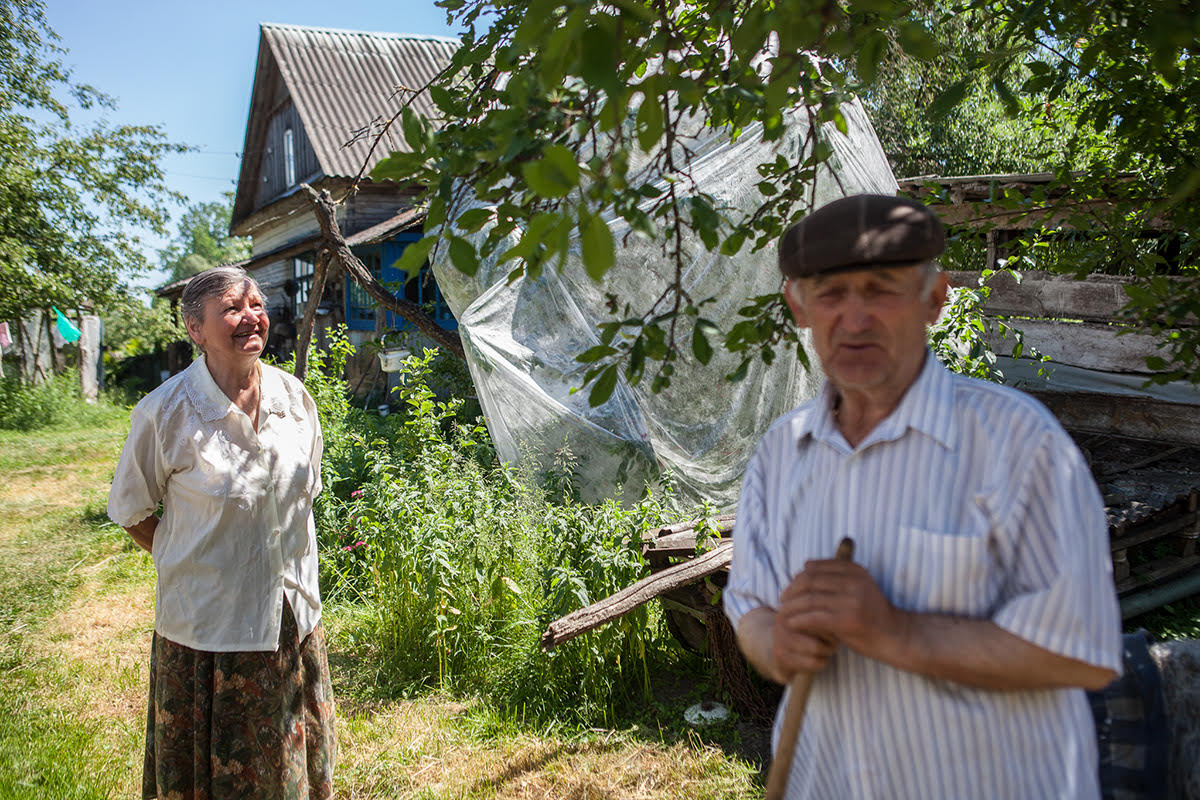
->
[724,441,778,631]
[107,404,168,528]
[992,431,1123,672]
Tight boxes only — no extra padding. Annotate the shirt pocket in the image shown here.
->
[889,526,995,617]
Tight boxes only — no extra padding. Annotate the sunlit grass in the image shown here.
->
[0,407,763,800]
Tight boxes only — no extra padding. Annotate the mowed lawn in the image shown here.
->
[0,411,760,800]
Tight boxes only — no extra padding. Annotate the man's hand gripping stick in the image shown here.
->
[763,536,856,800]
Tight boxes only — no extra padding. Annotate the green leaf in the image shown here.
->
[928,78,971,119]
[576,344,617,364]
[401,107,425,151]
[447,235,480,277]
[393,236,438,278]
[720,231,746,256]
[588,364,619,407]
[370,151,426,182]
[521,145,579,199]
[992,78,1022,117]
[857,31,887,85]
[636,91,664,152]
[691,326,713,365]
[897,21,938,61]
[579,15,619,90]
[726,358,751,383]
[455,208,494,233]
[580,211,616,281]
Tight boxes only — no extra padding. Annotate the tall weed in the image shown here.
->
[0,369,127,431]
[305,337,685,725]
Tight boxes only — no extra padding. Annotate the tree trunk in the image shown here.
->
[300,184,465,360]
[293,248,331,382]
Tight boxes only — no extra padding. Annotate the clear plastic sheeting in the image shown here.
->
[431,101,898,507]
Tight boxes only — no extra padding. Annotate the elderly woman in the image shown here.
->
[108,266,335,799]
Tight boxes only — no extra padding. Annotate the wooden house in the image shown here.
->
[161,23,459,382]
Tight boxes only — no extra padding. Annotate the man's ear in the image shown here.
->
[783,280,809,328]
[925,271,950,324]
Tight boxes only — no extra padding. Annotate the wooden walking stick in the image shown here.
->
[763,537,855,800]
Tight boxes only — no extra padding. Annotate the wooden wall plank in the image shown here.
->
[1030,391,1200,445]
[948,271,1198,327]
[982,319,1167,373]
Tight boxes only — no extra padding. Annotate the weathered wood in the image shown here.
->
[951,270,1198,328]
[301,184,465,359]
[1109,512,1199,553]
[981,318,1167,373]
[293,248,330,382]
[652,514,736,537]
[1115,554,1200,594]
[539,541,733,651]
[1031,391,1200,446]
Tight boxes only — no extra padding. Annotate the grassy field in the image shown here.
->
[0,411,761,800]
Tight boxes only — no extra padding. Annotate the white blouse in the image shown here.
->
[108,356,324,652]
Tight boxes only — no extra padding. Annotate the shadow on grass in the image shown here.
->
[325,628,775,786]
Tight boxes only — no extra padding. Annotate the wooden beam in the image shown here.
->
[539,541,733,651]
[983,319,1167,373]
[1031,391,1200,446]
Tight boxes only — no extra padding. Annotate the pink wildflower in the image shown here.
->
[350,489,364,499]
[342,540,367,552]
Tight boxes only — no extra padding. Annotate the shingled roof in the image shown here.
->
[231,23,457,228]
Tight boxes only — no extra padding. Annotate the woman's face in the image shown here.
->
[187,280,269,366]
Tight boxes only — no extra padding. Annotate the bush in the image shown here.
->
[0,370,125,432]
[303,333,688,724]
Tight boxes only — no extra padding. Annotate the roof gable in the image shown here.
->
[232,23,457,229]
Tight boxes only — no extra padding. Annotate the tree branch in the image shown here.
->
[300,183,465,360]
[293,247,331,381]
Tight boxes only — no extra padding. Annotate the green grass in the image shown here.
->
[0,410,139,800]
[0,397,762,800]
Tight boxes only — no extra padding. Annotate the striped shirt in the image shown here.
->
[725,353,1122,799]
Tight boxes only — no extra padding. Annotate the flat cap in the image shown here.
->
[778,194,945,278]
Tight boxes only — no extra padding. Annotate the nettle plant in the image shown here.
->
[309,346,686,722]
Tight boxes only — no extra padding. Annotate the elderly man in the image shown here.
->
[724,194,1122,798]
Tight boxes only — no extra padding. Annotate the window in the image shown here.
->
[283,128,296,187]
[292,256,315,319]
[346,248,382,330]
[380,235,458,333]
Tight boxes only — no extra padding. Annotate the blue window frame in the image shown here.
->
[380,234,458,333]
[345,247,382,331]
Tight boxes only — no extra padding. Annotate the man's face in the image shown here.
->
[784,265,948,396]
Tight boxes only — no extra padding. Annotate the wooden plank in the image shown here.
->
[980,319,1167,373]
[947,271,1132,322]
[1031,391,1200,446]
[539,541,733,651]
[1110,511,1199,552]
[1115,554,1200,594]
[947,271,1197,327]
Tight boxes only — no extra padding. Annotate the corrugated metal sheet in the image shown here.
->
[261,23,458,179]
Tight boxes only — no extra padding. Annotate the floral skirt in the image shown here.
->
[142,600,336,800]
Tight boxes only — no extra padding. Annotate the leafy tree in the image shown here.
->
[0,0,185,324]
[959,0,1200,383]
[858,3,1076,179]
[369,0,1199,397]
[159,193,250,282]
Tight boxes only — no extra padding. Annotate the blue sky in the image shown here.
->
[45,1,458,284]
